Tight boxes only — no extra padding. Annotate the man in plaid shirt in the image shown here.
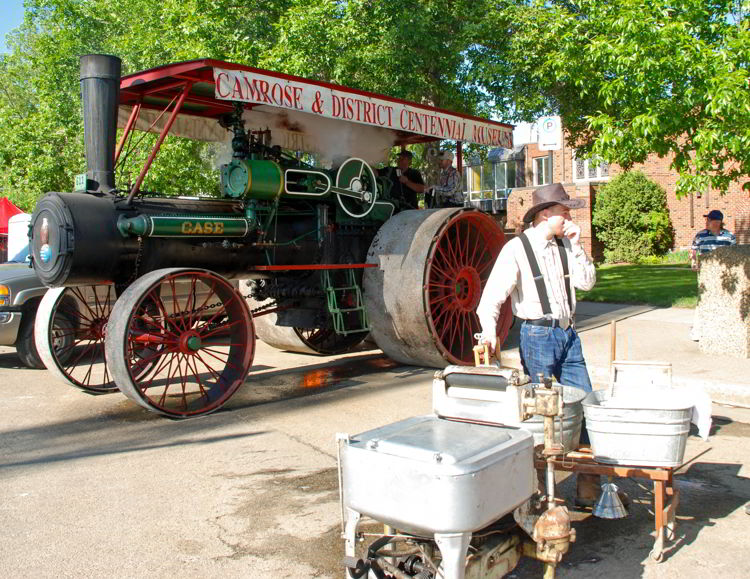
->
[428,151,463,208]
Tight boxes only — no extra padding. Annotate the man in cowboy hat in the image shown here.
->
[476,183,600,505]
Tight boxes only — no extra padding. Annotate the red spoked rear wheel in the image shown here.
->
[424,211,512,364]
[364,208,512,367]
[106,268,254,417]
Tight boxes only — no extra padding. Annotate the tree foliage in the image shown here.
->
[0,0,502,210]
[0,0,291,210]
[3,0,749,210]
[592,171,674,263]
[478,0,750,197]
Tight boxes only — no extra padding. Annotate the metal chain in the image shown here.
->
[246,299,279,315]
[125,235,144,286]
[166,301,222,320]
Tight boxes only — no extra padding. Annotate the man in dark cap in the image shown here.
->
[689,209,736,340]
[690,209,736,271]
[476,183,599,505]
[379,150,425,209]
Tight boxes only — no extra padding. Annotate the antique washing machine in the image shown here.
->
[337,365,577,579]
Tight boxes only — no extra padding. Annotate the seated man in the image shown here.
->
[428,151,463,208]
[378,150,425,210]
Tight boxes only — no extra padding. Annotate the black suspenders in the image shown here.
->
[518,233,572,316]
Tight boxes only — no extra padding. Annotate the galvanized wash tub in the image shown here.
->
[583,390,692,467]
[517,385,587,453]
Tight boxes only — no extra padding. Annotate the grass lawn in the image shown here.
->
[577,263,698,308]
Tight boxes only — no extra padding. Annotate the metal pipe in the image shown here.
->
[80,54,121,193]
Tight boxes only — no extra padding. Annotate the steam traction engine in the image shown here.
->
[29,55,515,417]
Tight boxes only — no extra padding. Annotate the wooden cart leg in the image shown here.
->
[650,480,665,562]
[665,488,679,542]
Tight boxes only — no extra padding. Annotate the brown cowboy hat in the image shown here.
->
[523,183,587,224]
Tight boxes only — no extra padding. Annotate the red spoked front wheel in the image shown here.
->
[105,269,254,417]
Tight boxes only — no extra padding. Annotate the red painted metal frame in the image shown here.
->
[115,60,511,202]
[252,263,375,271]
[126,82,192,202]
[115,100,141,164]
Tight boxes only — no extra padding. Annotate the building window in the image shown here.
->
[573,151,610,182]
[495,161,517,190]
[534,156,551,186]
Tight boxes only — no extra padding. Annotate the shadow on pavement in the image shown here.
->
[0,352,431,472]
[511,460,749,577]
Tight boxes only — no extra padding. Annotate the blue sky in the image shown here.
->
[1,0,25,53]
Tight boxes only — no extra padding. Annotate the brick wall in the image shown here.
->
[507,134,750,257]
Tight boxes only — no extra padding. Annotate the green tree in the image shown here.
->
[262,0,500,169]
[592,171,674,263]
[477,0,750,197]
[0,0,290,210]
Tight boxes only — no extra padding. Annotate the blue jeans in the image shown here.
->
[519,322,592,393]
[520,322,592,443]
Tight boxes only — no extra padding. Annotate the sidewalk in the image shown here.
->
[500,301,750,408]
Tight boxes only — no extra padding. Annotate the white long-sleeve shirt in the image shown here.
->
[477,223,596,339]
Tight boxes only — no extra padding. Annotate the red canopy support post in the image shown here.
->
[126,83,192,204]
[456,142,463,173]
[115,100,142,164]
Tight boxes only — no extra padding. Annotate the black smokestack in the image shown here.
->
[79,54,121,193]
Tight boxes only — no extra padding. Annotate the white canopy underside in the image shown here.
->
[118,104,401,166]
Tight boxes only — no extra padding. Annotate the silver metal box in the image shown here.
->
[340,415,534,536]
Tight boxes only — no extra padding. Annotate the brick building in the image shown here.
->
[465,126,750,259]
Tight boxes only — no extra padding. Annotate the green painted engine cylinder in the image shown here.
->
[117,214,254,238]
[221,159,284,200]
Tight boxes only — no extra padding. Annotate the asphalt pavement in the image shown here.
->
[1,302,749,578]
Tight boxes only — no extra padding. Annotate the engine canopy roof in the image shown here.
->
[118,59,514,159]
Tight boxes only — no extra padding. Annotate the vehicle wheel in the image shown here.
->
[35,285,118,392]
[16,308,45,369]
[364,208,512,367]
[105,268,254,418]
[247,295,366,355]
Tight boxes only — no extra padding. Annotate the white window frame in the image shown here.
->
[533,156,552,186]
[572,151,610,182]
[495,161,517,191]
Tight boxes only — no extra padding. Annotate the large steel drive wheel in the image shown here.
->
[247,295,366,355]
[35,285,118,392]
[364,208,512,367]
[105,268,254,418]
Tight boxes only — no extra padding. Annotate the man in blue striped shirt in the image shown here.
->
[690,209,736,341]
[690,209,736,271]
